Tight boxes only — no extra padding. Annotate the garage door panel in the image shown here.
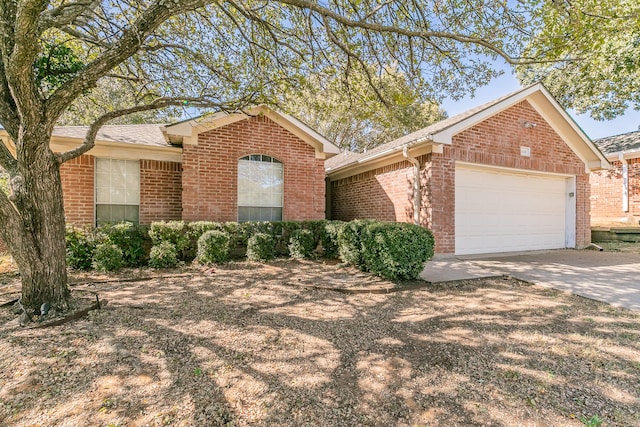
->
[455,166,567,255]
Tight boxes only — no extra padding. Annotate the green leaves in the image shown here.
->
[34,43,84,94]
[517,0,640,120]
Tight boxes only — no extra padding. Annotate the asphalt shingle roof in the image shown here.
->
[325,86,528,172]
[53,124,169,147]
[593,130,640,155]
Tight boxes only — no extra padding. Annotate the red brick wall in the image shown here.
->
[140,160,182,223]
[182,115,326,222]
[330,160,417,222]
[591,158,640,224]
[60,154,94,226]
[331,100,592,254]
[441,100,590,252]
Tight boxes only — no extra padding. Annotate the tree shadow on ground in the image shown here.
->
[0,260,639,426]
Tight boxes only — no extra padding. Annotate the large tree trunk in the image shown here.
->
[3,129,70,312]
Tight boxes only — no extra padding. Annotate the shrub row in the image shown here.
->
[66,223,149,272]
[66,219,435,280]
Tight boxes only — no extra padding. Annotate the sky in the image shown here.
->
[441,69,640,141]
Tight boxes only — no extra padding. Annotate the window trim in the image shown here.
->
[237,154,284,222]
[94,157,141,225]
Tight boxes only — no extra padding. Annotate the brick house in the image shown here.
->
[590,131,640,226]
[326,83,609,256]
[0,105,340,232]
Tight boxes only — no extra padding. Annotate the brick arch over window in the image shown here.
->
[237,154,283,221]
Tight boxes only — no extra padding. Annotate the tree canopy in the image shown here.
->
[517,0,640,120]
[283,66,447,152]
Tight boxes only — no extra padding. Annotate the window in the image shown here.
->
[95,158,140,225]
[238,154,283,221]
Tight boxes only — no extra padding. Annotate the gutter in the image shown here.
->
[403,146,421,225]
[620,153,629,213]
[326,134,434,176]
[359,135,432,163]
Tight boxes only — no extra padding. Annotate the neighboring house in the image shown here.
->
[325,83,609,256]
[590,131,640,226]
[0,105,340,232]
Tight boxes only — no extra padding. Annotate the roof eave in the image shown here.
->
[604,148,640,161]
[326,139,443,180]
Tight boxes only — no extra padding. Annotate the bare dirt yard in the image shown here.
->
[1,256,639,426]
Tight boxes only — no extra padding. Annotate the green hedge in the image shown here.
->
[288,229,316,259]
[149,241,179,269]
[92,242,124,272]
[335,219,375,268]
[65,219,435,280]
[65,226,95,270]
[99,223,148,267]
[197,230,231,264]
[246,232,275,261]
[360,222,434,280]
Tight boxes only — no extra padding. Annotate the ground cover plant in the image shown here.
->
[0,255,639,426]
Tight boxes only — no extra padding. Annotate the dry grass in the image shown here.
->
[0,259,639,426]
[597,241,640,254]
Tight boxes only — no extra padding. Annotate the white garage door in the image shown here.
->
[455,165,571,255]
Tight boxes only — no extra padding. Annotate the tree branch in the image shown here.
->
[46,0,208,123]
[278,0,531,65]
[0,138,17,173]
[39,0,101,31]
[55,95,245,163]
[6,0,48,124]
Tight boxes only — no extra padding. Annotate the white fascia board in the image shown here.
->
[272,108,341,155]
[429,84,545,144]
[50,138,182,162]
[526,86,610,171]
[358,135,435,163]
[605,149,640,161]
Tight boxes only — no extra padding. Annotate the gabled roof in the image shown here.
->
[594,130,640,159]
[53,124,170,148]
[163,105,340,159]
[326,83,609,175]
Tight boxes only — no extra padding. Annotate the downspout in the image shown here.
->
[403,146,421,225]
[620,153,629,213]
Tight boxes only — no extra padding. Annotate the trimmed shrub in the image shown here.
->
[336,219,374,268]
[149,242,179,269]
[92,242,124,272]
[149,221,190,254]
[197,230,231,264]
[100,222,148,267]
[288,229,316,259]
[321,221,342,259]
[246,232,275,261]
[361,222,434,280]
[65,227,95,270]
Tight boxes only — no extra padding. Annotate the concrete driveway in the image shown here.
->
[463,250,640,312]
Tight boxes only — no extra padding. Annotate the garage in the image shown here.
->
[326,84,609,255]
[455,164,574,255]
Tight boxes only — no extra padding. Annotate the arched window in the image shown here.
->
[238,154,283,221]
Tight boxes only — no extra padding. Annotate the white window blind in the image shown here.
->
[238,155,283,221]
